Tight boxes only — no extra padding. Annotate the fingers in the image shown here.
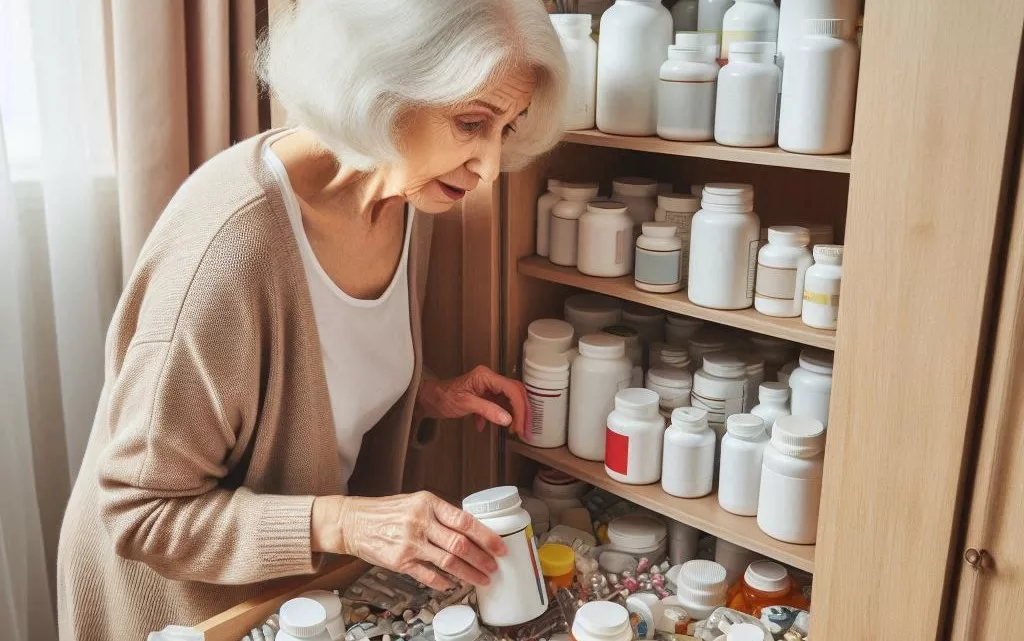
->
[432,499,507,557]
[422,527,492,586]
[467,367,531,435]
[405,561,455,592]
[461,394,514,429]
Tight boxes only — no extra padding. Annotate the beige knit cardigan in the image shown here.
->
[56,130,434,640]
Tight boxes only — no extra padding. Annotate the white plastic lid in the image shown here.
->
[771,416,826,457]
[572,602,631,641]
[657,344,692,368]
[728,40,777,59]
[612,177,659,197]
[657,193,701,213]
[813,244,844,265]
[588,200,629,215]
[641,222,678,238]
[647,367,693,391]
[565,293,622,314]
[767,226,810,247]
[622,304,664,322]
[677,560,729,605]
[758,381,790,402]
[690,183,704,198]
[579,333,627,359]
[280,598,329,638]
[728,623,768,641]
[614,388,661,416]
[671,407,709,432]
[559,182,601,201]
[528,318,574,346]
[462,486,522,516]
[702,352,747,379]
[546,178,563,193]
[667,314,703,330]
[550,13,593,32]
[726,413,766,440]
[701,183,754,208]
[607,514,667,549]
[524,350,570,374]
[433,605,482,641]
[798,348,834,374]
[744,560,790,593]
[674,31,718,48]
[300,590,343,620]
[804,17,848,37]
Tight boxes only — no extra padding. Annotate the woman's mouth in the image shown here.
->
[438,181,467,201]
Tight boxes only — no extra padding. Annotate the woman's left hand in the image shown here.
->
[417,365,530,436]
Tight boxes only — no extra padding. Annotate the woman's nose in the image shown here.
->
[467,135,502,184]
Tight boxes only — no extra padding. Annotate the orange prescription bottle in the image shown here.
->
[726,561,810,618]
[538,543,576,597]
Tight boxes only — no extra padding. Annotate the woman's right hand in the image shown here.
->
[311,491,506,590]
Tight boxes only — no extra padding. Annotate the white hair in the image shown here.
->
[257,0,568,171]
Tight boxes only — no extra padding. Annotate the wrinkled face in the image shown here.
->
[388,67,537,214]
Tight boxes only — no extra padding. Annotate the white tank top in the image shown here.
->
[263,141,415,491]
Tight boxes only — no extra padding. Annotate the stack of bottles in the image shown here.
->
[550,0,861,156]
[536,178,845,330]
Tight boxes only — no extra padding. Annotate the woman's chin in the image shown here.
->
[409,197,461,215]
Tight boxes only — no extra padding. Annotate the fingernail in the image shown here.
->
[487,561,499,573]
[498,412,512,426]
[496,542,508,556]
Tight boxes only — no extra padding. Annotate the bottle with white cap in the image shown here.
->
[661,407,716,498]
[688,331,727,366]
[277,598,332,641]
[536,179,563,258]
[462,487,548,626]
[603,325,644,387]
[657,42,718,142]
[550,182,600,267]
[550,13,598,131]
[523,351,571,448]
[579,201,635,278]
[621,303,666,345]
[564,293,623,338]
[755,226,813,318]
[568,334,633,461]
[720,0,780,62]
[654,194,701,280]
[635,222,684,293]
[650,343,692,372]
[718,413,769,516]
[604,388,666,485]
[674,559,729,620]
[611,177,660,227]
[750,382,791,436]
[788,348,833,427]
[802,244,844,330]
[523,318,575,360]
[299,591,344,641]
[714,42,781,147]
[571,602,634,641]
[757,415,826,544]
[688,183,761,310]
[691,352,750,446]
[433,605,495,641]
[645,367,693,417]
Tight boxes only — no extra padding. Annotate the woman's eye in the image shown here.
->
[503,123,518,139]
[457,119,485,133]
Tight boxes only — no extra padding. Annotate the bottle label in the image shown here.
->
[616,229,628,265]
[756,264,799,300]
[477,523,548,621]
[524,382,569,447]
[635,248,682,286]
[804,290,840,307]
[745,240,760,299]
[605,427,630,475]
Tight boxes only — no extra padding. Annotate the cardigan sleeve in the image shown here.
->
[96,219,317,585]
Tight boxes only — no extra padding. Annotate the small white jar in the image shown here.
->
[579,201,635,277]
[721,0,780,61]
[278,598,333,641]
[650,343,692,371]
[757,415,826,544]
[635,222,684,293]
[688,332,727,366]
[612,177,660,227]
[755,226,814,318]
[751,382,790,435]
[802,244,844,330]
[605,388,665,484]
[606,513,668,561]
[550,14,598,131]
[668,520,700,565]
[603,324,644,387]
[621,304,666,345]
[788,348,833,427]
[743,354,765,411]
[536,179,563,258]
[524,318,575,356]
[688,183,761,310]
[568,334,634,461]
[718,413,769,516]
[748,334,797,379]
[714,42,781,148]
[433,606,493,641]
[646,367,693,416]
[778,18,859,155]
[692,352,749,446]
[661,407,716,498]
[654,193,700,283]
[523,352,571,449]
[565,293,623,338]
[664,313,704,347]
[550,182,600,267]
[299,591,344,641]
[572,602,633,641]
[657,44,718,142]
[675,560,729,621]
[776,0,859,71]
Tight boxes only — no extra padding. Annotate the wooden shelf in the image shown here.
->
[509,441,815,573]
[519,256,837,350]
[562,130,851,174]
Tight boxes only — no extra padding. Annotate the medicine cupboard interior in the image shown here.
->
[217,0,1023,639]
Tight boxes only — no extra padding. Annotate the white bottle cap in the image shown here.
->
[647,367,692,391]
[300,590,344,640]
[771,416,826,457]
[572,602,631,641]
[767,226,811,247]
[677,560,729,605]
[524,351,570,375]
[728,623,769,641]
[559,182,601,201]
[528,318,574,348]
[433,606,482,641]
[758,381,790,402]
[579,333,627,359]
[701,183,755,208]
[641,222,679,238]
[655,344,692,369]
[607,514,667,549]
[813,244,844,265]
[743,560,790,593]
[728,41,777,58]
[280,598,329,638]
[702,352,747,379]
[674,31,718,48]
[666,313,703,330]
[726,413,766,440]
[657,193,701,213]
[798,348,834,374]
[803,17,848,38]
[614,388,661,417]
[588,200,629,215]
[671,407,709,432]
[462,486,522,516]
[612,176,659,197]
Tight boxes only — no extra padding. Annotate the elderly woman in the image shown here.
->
[56,1,566,638]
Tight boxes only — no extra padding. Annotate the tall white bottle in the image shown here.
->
[671,0,699,32]
[720,0,779,62]
[696,0,736,58]
[596,0,673,136]
[551,14,599,131]
[776,0,858,71]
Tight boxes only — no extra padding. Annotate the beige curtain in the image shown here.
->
[110,0,266,275]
